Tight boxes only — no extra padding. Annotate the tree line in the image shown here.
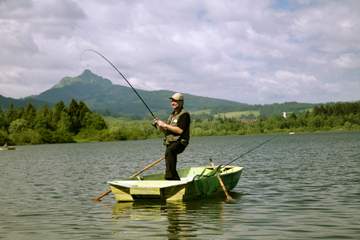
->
[1,100,359,145]
[105,101,360,140]
[0,100,107,145]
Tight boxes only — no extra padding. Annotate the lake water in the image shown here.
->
[1,132,360,239]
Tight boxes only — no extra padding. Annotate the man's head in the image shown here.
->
[169,92,184,111]
[170,92,184,101]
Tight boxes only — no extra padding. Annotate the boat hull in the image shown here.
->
[108,166,242,202]
[0,146,16,151]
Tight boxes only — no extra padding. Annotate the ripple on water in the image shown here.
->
[1,133,360,239]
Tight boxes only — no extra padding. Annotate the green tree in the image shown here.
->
[0,107,5,130]
[6,104,19,126]
[68,99,81,133]
[10,129,43,145]
[53,101,66,123]
[0,129,9,145]
[23,103,37,128]
[308,115,323,130]
[9,119,29,134]
[35,105,53,130]
[83,112,107,130]
[57,111,72,132]
[78,101,91,127]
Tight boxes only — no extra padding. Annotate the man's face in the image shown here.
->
[170,99,181,110]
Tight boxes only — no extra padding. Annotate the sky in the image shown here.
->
[0,0,359,104]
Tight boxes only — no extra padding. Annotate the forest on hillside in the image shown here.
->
[0,100,359,145]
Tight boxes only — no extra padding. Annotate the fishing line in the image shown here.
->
[82,49,157,119]
[221,136,276,167]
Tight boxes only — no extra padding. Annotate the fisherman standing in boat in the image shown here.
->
[154,93,190,180]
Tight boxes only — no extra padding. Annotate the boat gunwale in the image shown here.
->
[108,165,243,189]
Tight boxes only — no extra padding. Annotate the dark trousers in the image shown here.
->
[165,141,186,180]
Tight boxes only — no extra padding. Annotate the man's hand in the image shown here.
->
[153,119,183,134]
[153,119,167,131]
[157,120,166,128]
[157,120,167,130]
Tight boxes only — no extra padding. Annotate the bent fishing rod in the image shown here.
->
[84,49,156,119]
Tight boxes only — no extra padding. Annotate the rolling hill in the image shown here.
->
[1,69,317,118]
[0,94,49,109]
[31,69,254,118]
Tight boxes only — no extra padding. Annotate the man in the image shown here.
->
[154,93,190,180]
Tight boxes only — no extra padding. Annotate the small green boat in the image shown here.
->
[108,165,243,202]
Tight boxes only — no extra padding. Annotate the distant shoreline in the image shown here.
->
[1,101,360,146]
[6,129,359,147]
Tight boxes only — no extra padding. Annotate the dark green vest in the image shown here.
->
[164,109,188,145]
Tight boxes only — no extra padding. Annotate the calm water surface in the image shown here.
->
[1,132,360,239]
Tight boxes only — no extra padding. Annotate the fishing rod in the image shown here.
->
[197,137,275,181]
[84,49,157,119]
[222,136,276,167]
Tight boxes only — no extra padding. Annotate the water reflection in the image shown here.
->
[111,195,232,240]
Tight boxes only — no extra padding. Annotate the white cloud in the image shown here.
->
[334,53,360,69]
[0,0,359,104]
[253,70,320,102]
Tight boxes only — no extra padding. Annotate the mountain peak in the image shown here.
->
[52,69,113,89]
[79,69,98,79]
